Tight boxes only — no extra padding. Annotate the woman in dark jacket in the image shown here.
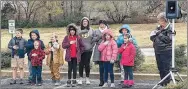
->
[150,12,172,86]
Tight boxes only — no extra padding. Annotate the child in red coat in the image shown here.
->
[29,41,45,86]
[118,34,136,88]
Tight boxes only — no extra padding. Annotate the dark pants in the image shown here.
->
[155,50,172,85]
[32,66,42,84]
[123,66,133,80]
[79,51,92,77]
[103,61,114,83]
[68,58,77,79]
[98,61,104,82]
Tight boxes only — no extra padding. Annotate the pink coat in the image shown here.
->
[118,43,136,66]
[98,30,118,62]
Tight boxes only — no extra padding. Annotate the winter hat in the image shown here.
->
[99,20,107,26]
[157,12,168,22]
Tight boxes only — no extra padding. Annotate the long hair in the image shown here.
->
[81,19,90,30]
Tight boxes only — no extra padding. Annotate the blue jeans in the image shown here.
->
[32,66,42,84]
[123,66,133,80]
[28,60,32,80]
[103,61,114,83]
[98,61,104,82]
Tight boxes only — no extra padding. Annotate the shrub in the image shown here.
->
[1,50,11,69]
[134,47,145,70]
[175,44,187,70]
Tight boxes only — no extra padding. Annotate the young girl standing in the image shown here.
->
[98,29,118,88]
[118,34,136,88]
[62,23,85,87]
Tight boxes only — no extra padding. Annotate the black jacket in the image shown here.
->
[150,24,172,54]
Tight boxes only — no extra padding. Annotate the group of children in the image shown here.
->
[8,17,137,88]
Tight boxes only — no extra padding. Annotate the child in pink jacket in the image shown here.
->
[98,29,118,88]
[118,33,136,88]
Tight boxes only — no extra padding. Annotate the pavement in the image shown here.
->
[1,78,160,89]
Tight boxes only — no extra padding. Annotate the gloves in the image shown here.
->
[110,60,115,64]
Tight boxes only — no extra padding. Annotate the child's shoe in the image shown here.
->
[66,80,71,87]
[110,83,115,88]
[54,80,61,86]
[10,79,16,85]
[72,79,77,87]
[102,83,108,87]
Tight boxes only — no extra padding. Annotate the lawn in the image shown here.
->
[1,23,187,50]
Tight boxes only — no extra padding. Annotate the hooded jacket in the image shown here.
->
[8,37,27,58]
[116,24,137,48]
[119,42,136,66]
[26,30,45,60]
[29,41,45,66]
[150,23,172,54]
[62,23,85,62]
[98,30,118,62]
[78,17,95,52]
[92,25,108,62]
[45,41,64,66]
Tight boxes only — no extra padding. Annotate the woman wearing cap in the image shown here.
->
[150,12,172,86]
[92,20,109,86]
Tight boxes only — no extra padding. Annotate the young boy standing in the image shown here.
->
[8,29,27,84]
[26,29,45,83]
[45,33,64,86]
[29,41,45,86]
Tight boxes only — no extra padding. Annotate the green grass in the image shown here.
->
[1,23,187,50]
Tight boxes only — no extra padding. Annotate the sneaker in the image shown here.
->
[66,80,71,87]
[37,83,42,86]
[86,77,91,85]
[102,83,108,87]
[52,79,56,84]
[119,81,124,85]
[99,81,104,86]
[10,79,16,85]
[110,83,115,88]
[72,80,77,87]
[78,77,83,85]
[54,80,61,86]
[19,79,24,84]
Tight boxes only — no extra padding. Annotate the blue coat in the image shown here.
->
[116,24,138,48]
[26,30,45,60]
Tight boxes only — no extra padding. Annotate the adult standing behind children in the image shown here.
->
[77,17,95,85]
[8,29,27,85]
[26,29,45,83]
[92,20,109,86]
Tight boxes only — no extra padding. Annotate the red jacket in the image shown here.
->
[118,42,136,66]
[29,41,45,66]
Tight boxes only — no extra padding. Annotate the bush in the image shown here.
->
[1,50,11,69]
[134,47,145,70]
[175,44,187,70]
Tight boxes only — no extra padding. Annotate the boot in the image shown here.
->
[72,79,77,87]
[122,80,129,88]
[99,81,104,86]
[66,80,71,87]
[128,80,134,87]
